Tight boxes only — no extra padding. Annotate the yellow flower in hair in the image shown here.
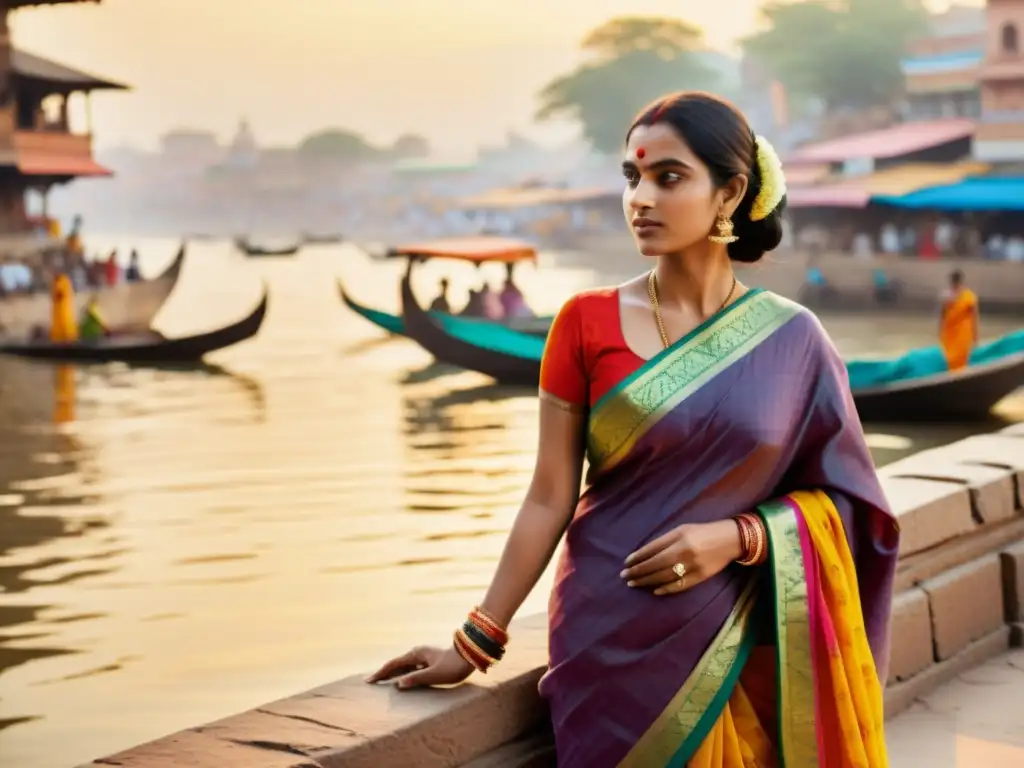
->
[750,135,787,222]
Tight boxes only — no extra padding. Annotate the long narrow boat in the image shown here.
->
[0,288,268,364]
[400,269,544,387]
[235,237,301,257]
[402,274,1024,421]
[0,242,187,339]
[338,279,551,338]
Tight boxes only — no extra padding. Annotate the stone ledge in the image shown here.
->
[1001,541,1024,623]
[879,474,975,555]
[920,554,1005,660]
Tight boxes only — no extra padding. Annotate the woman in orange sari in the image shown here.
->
[939,269,978,370]
[369,92,899,767]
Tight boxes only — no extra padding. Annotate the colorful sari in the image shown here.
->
[537,289,899,768]
[939,287,978,370]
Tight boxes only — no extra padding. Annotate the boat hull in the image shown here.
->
[0,287,268,364]
[0,244,186,339]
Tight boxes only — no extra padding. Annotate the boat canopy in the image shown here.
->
[388,236,538,264]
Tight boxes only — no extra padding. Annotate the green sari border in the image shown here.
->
[593,287,765,414]
[758,499,820,768]
[617,577,762,768]
[587,291,802,475]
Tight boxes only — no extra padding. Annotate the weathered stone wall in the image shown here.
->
[78,426,1024,768]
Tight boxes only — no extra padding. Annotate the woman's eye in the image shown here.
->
[623,171,639,187]
[661,172,683,185]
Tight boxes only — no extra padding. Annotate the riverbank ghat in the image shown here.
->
[77,426,1024,768]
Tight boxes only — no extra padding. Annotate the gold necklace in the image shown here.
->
[647,270,738,349]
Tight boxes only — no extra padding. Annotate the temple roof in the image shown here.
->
[11,48,128,92]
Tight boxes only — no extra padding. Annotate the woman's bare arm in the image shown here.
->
[366,399,586,687]
[477,400,586,627]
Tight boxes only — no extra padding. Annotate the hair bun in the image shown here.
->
[728,196,787,264]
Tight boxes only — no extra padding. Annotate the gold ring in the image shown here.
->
[672,562,686,579]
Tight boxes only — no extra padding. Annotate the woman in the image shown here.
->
[369,92,899,767]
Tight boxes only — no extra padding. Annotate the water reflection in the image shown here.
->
[0,241,1019,768]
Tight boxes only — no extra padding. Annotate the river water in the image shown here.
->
[1,238,1021,768]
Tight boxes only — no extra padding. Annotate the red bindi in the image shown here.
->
[636,147,646,159]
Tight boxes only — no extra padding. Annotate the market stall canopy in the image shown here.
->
[873,176,1024,211]
[785,118,975,164]
[387,236,538,264]
[787,161,989,209]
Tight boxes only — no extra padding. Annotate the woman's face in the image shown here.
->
[622,123,742,257]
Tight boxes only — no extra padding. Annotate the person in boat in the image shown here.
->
[499,262,534,318]
[460,284,485,317]
[125,249,142,283]
[429,278,451,313]
[104,250,120,286]
[369,92,898,768]
[78,296,110,342]
[480,280,504,320]
[50,273,79,343]
[939,269,978,370]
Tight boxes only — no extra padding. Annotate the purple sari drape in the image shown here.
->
[537,291,899,768]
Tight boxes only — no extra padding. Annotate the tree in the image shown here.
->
[390,133,431,160]
[535,17,720,155]
[742,0,929,111]
[297,129,379,165]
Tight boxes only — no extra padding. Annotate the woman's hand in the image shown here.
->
[620,519,745,596]
[365,645,474,690]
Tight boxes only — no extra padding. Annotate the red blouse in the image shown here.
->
[539,288,647,411]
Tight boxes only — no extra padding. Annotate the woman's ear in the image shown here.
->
[721,174,750,217]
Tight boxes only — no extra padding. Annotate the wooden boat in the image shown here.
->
[400,269,543,387]
[235,237,301,257]
[0,288,268,364]
[0,243,186,339]
[338,279,551,338]
[402,281,1024,421]
[302,233,344,245]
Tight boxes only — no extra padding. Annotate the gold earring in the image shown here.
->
[708,212,738,244]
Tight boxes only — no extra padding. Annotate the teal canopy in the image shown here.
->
[873,177,1024,211]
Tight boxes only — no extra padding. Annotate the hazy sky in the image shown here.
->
[11,0,972,158]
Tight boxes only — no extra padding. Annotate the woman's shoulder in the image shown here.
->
[555,285,619,319]
[758,290,837,353]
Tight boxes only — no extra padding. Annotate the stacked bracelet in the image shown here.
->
[452,606,509,674]
[734,513,768,566]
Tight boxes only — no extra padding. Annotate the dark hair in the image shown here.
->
[626,91,787,264]
[949,269,963,285]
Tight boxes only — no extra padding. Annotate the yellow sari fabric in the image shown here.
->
[49,274,79,343]
[688,491,887,768]
[939,288,977,370]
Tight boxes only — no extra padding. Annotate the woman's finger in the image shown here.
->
[625,566,678,588]
[623,530,675,567]
[654,572,699,596]
[365,649,425,683]
[394,664,442,690]
[622,547,687,581]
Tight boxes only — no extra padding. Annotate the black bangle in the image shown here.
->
[462,620,505,661]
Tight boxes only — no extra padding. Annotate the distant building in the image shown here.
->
[974,0,1024,161]
[900,4,987,121]
[159,128,222,170]
[0,1,127,234]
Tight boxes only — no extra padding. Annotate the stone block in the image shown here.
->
[1001,540,1024,623]
[881,449,1018,525]
[879,475,975,556]
[944,434,1024,509]
[75,729,321,768]
[1000,423,1024,437]
[920,554,1005,660]
[887,588,934,684]
[895,518,1024,592]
